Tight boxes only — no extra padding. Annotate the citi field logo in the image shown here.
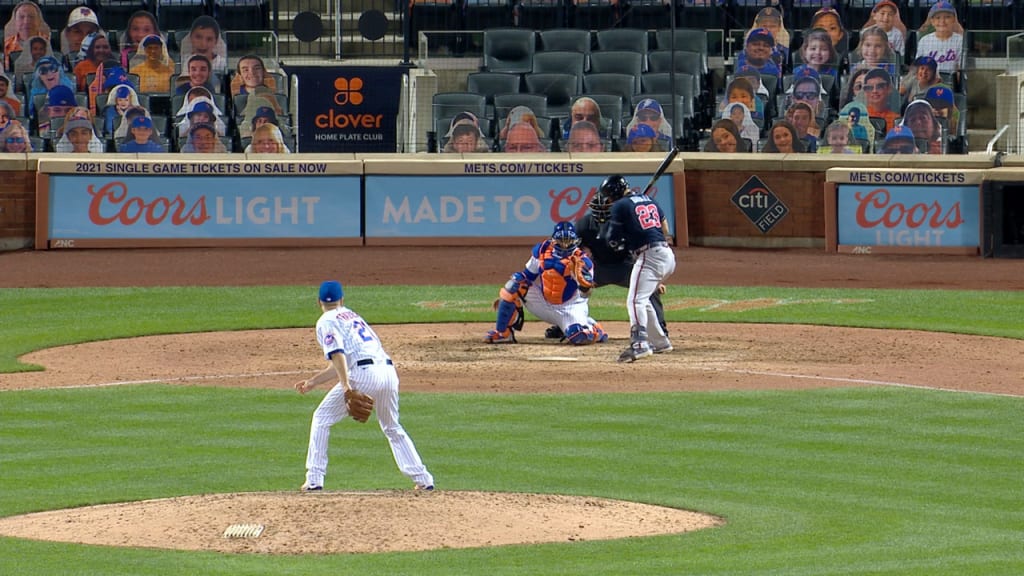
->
[314,76,383,129]
[730,175,789,234]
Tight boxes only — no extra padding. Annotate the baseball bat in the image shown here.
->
[639,146,680,197]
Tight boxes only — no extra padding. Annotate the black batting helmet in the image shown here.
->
[599,175,630,202]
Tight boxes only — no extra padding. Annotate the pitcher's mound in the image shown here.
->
[0,491,722,555]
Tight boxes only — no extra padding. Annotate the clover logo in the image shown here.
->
[333,77,364,106]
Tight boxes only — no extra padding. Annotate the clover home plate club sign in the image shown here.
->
[731,176,789,233]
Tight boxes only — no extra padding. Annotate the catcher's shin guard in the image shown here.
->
[490,299,522,341]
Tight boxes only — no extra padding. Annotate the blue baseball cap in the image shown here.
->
[141,34,163,47]
[928,0,956,17]
[627,123,657,143]
[319,281,343,302]
[47,85,76,107]
[35,56,61,71]
[925,85,954,109]
[884,124,914,144]
[189,101,214,116]
[914,55,938,71]
[115,85,132,99]
[131,115,153,129]
[794,66,820,81]
[746,27,774,45]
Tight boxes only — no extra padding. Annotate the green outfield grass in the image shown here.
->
[1,285,1022,575]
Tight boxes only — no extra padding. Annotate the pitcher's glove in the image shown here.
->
[568,255,595,293]
[345,388,374,423]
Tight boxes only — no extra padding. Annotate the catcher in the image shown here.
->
[484,221,608,345]
[295,280,435,492]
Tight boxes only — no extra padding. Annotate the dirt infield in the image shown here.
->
[1,246,1020,554]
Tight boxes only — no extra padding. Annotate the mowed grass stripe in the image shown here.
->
[2,386,1021,575]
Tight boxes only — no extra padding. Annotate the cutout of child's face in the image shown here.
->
[772,126,793,151]
[0,80,9,98]
[131,125,153,143]
[905,107,935,139]
[727,87,755,112]
[873,6,897,31]
[188,60,211,85]
[859,34,887,64]
[15,5,39,38]
[917,65,936,86]
[253,116,271,130]
[788,109,812,136]
[712,127,737,153]
[129,16,156,45]
[116,96,131,111]
[630,137,654,152]
[803,38,831,66]
[239,58,265,88]
[30,39,48,60]
[190,111,212,124]
[729,105,745,126]
[827,127,849,148]
[68,126,93,152]
[190,27,218,57]
[815,14,843,46]
[931,12,955,37]
[253,133,279,153]
[450,132,478,153]
[91,37,112,62]
[191,128,217,153]
[5,127,28,152]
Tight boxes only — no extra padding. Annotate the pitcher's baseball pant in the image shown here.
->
[305,363,433,488]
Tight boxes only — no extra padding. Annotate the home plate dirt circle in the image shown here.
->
[0,491,722,555]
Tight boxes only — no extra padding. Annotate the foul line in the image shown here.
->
[4,370,307,391]
[4,367,1018,398]
[698,367,1022,398]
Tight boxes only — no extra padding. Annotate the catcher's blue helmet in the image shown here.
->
[551,221,580,257]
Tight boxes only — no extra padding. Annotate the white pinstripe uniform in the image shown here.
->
[304,306,433,489]
[521,250,596,332]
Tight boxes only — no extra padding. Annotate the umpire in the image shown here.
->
[546,189,668,339]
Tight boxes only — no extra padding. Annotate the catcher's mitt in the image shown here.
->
[345,388,374,423]
[568,255,595,292]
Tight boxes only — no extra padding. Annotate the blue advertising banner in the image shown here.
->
[364,175,675,238]
[48,175,361,239]
[836,183,979,247]
[284,65,406,153]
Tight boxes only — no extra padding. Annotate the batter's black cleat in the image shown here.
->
[545,325,564,339]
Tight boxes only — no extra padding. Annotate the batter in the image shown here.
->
[600,175,676,362]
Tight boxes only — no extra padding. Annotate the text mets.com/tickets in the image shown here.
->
[849,172,968,184]
[464,162,586,175]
